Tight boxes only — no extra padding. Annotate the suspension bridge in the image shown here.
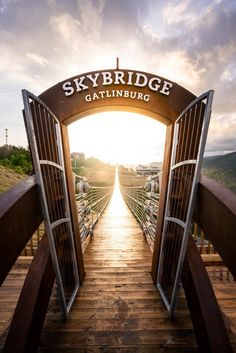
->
[0,169,236,353]
[38,172,198,352]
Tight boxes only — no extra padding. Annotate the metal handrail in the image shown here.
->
[22,185,114,256]
[120,185,219,258]
[192,222,217,254]
[120,185,159,250]
[76,186,113,245]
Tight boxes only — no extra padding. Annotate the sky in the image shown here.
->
[68,112,167,165]
[0,0,236,164]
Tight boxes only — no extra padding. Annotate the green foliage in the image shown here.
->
[0,145,32,174]
[71,154,104,170]
[71,153,104,171]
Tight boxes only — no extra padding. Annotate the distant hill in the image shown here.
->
[0,166,26,193]
[118,165,146,187]
[71,153,115,187]
[148,161,163,169]
[203,152,236,170]
[82,165,115,187]
[202,152,236,193]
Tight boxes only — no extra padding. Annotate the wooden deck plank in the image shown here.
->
[39,347,198,353]
[207,266,236,347]
[0,257,32,344]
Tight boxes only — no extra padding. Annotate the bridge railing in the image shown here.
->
[193,176,236,278]
[120,185,159,251]
[21,185,114,256]
[181,176,236,353]
[120,184,222,258]
[76,186,113,250]
[0,175,235,353]
[0,177,114,352]
[21,223,44,256]
[192,222,216,254]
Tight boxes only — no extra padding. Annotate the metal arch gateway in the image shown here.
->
[22,67,213,318]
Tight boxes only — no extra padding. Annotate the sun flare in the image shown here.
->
[68,111,166,166]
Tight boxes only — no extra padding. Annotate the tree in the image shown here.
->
[0,145,32,174]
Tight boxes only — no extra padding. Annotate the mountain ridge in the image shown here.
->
[203,151,236,170]
[202,151,236,193]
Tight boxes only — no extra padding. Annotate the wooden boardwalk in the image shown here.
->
[39,185,198,353]
[0,257,32,346]
[0,184,236,352]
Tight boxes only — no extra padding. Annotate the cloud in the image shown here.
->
[163,0,192,26]
[101,0,140,43]
[0,0,235,157]
[206,114,236,154]
[26,53,49,67]
[138,1,236,85]
[50,12,82,43]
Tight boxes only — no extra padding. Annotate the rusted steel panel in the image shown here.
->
[182,236,233,353]
[0,177,43,285]
[194,176,236,278]
[3,234,55,353]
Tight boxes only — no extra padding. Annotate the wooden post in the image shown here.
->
[151,123,174,282]
[61,124,85,284]
[194,176,236,279]
[0,177,43,285]
[182,236,233,353]
[3,234,55,353]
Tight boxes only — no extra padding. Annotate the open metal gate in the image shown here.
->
[156,90,214,317]
[22,90,80,319]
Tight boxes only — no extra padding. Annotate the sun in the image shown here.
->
[68,111,166,165]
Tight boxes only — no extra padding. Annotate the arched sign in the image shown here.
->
[23,67,212,317]
[38,68,196,290]
[39,69,195,125]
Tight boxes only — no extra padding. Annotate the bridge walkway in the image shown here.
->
[38,184,198,353]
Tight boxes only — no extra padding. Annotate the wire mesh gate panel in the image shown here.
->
[22,90,80,319]
[156,90,214,317]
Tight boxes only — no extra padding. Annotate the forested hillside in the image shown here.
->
[0,145,32,174]
[0,145,30,193]
[202,152,236,192]
[71,153,115,187]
